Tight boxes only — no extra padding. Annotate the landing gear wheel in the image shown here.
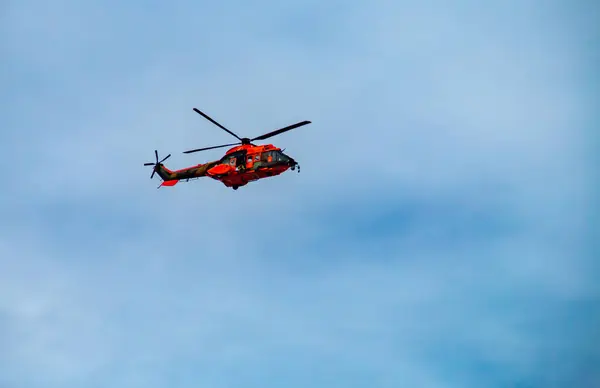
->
[232,185,239,190]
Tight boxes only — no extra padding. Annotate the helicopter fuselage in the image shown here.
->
[153,143,299,189]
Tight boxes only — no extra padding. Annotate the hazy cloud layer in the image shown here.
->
[1,1,596,387]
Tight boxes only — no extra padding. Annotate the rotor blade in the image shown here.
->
[193,108,242,141]
[182,142,241,154]
[155,150,158,162]
[144,162,155,166]
[151,169,156,179]
[159,154,171,163]
[251,120,311,141]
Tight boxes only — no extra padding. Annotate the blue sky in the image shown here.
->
[1,1,597,387]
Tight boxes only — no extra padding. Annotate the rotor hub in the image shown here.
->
[144,150,171,180]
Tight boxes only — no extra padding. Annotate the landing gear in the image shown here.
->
[232,185,239,190]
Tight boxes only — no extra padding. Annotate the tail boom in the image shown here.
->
[153,161,221,186]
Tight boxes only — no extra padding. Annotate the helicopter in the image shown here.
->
[144,108,311,190]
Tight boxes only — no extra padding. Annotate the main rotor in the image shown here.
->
[182,108,311,154]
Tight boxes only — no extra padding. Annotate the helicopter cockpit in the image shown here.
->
[260,150,290,163]
[260,150,298,171]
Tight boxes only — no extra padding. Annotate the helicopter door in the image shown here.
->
[234,150,247,170]
[223,156,235,166]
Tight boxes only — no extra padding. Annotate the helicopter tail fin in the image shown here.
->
[153,165,179,188]
[145,150,179,185]
[152,164,175,181]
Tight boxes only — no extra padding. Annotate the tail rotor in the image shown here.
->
[144,150,171,179]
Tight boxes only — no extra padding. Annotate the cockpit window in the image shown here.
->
[260,151,272,162]
[261,150,288,163]
[277,151,289,162]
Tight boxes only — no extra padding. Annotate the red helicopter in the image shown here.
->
[144,108,311,190]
